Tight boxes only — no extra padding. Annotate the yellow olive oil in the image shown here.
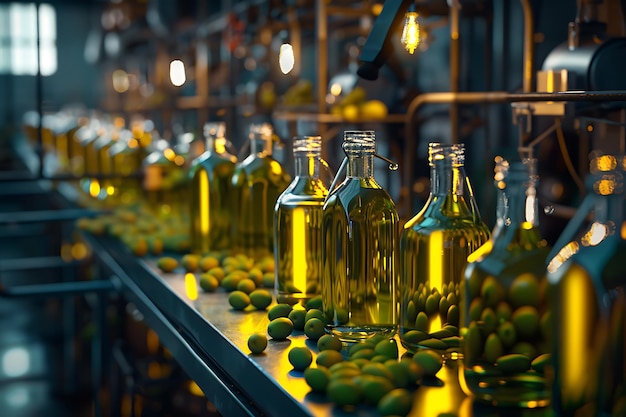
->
[232,124,290,260]
[323,184,398,341]
[189,125,237,254]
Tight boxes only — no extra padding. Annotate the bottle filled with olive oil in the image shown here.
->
[460,158,551,407]
[399,143,490,355]
[189,122,237,254]
[547,152,626,416]
[322,130,399,342]
[274,135,329,305]
[232,123,291,260]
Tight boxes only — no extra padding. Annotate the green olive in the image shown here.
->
[330,367,362,381]
[329,361,359,373]
[425,293,440,316]
[512,305,540,339]
[305,295,323,310]
[249,289,273,310]
[247,333,268,354]
[412,350,442,376]
[531,353,551,373]
[304,366,331,392]
[288,346,313,371]
[438,297,449,319]
[496,301,512,323]
[228,290,251,310]
[441,336,461,348]
[377,388,413,417]
[356,374,395,405]
[415,311,429,333]
[374,338,399,360]
[497,321,517,348]
[237,278,256,294]
[383,360,411,388]
[418,338,448,350]
[446,305,460,326]
[481,276,505,307]
[496,353,531,373]
[480,307,497,334]
[467,271,483,299]
[268,303,293,320]
[429,328,454,339]
[327,378,361,407]
[508,273,540,308]
[484,333,503,364]
[316,349,344,368]
[304,317,326,341]
[350,348,376,360]
[305,308,324,323]
[317,334,343,352]
[465,323,483,361]
[267,317,294,340]
[288,309,306,331]
[402,330,429,345]
[349,341,375,356]
[406,300,417,324]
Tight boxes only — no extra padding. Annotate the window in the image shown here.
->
[0,3,57,76]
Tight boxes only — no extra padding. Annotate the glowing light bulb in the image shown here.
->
[401,11,421,54]
[169,59,186,87]
[279,43,295,74]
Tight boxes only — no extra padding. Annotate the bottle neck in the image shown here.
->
[502,179,538,226]
[251,137,271,156]
[206,137,228,154]
[431,160,464,195]
[294,154,321,179]
[347,154,374,178]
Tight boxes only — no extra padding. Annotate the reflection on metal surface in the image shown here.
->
[184,273,198,301]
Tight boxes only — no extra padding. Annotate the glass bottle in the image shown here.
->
[322,130,399,342]
[142,136,187,218]
[547,153,626,416]
[399,143,490,355]
[189,122,237,255]
[231,123,291,260]
[109,128,143,205]
[274,135,329,305]
[459,158,551,407]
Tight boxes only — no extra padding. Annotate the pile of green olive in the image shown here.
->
[401,281,461,352]
[463,271,551,373]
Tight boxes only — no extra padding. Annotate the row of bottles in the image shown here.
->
[31,110,626,412]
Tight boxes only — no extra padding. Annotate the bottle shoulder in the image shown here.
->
[277,177,328,202]
[324,178,397,215]
[404,195,488,232]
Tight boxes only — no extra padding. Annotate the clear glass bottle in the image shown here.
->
[322,130,399,342]
[459,158,551,407]
[547,153,626,416]
[399,143,490,355]
[231,123,291,260]
[189,122,237,255]
[274,135,329,305]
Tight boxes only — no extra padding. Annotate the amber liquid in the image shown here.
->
[232,155,290,260]
[189,156,236,254]
[322,181,398,342]
[400,194,490,353]
[275,190,326,304]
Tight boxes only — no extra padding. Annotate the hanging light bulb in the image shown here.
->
[169,59,186,87]
[279,43,295,74]
[401,10,421,54]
